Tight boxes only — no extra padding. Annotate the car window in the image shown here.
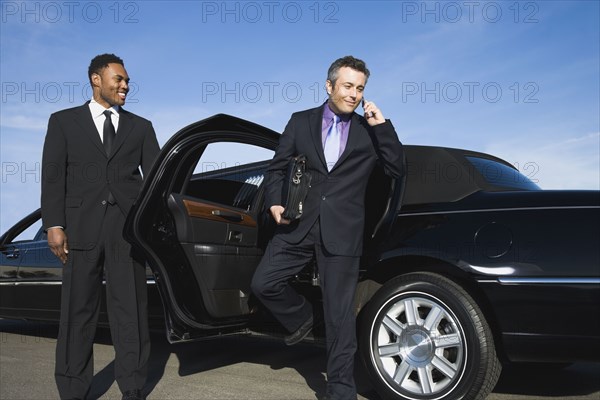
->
[10,219,43,243]
[187,142,274,210]
[192,142,273,175]
[466,156,541,191]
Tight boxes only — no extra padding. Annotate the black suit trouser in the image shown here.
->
[55,204,150,399]
[252,219,359,399]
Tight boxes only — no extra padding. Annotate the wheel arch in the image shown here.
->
[357,255,507,361]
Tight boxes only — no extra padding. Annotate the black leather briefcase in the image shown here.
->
[281,155,312,220]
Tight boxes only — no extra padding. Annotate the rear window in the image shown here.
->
[466,156,540,190]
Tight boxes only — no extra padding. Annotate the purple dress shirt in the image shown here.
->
[322,103,351,157]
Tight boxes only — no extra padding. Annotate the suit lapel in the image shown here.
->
[109,109,134,161]
[330,112,361,171]
[309,106,327,169]
[73,104,106,157]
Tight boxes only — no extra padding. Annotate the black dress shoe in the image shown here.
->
[122,389,144,400]
[284,315,313,345]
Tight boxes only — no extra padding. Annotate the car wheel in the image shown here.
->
[359,272,501,400]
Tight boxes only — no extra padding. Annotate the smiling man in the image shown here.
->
[251,56,405,399]
[41,54,160,400]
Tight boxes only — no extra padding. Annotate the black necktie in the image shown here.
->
[103,110,115,156]
[102,110,116,204]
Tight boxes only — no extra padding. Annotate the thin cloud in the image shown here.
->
[484,133,600,190]
[0,114,48,131]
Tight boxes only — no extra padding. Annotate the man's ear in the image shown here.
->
[91,73,101,88]
[325,80,333,95]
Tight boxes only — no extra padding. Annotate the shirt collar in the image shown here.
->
[89,98,120,118]
[323,102,352,123]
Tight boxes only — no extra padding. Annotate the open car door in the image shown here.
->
[125,114,279,342]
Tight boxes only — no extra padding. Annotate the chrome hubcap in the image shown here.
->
[400,327,434,366]
[372,293,466,397]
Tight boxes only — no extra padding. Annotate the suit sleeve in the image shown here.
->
[141,121,160,177]
[369,120,405,179]
[41,114,67,230]
[264,116,298,209]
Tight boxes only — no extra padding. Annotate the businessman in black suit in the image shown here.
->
[41,54,160,400]
[252,56,404,399]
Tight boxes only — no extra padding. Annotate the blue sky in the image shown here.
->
[1,0,599,233]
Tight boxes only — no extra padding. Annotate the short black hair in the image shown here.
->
[88,53,124,84]
[327,56,370,86]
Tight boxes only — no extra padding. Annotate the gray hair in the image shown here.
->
[327,56,370,86]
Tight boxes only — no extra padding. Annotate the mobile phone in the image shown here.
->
[362,98,373,118]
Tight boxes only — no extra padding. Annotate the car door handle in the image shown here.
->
[212,210,243,222]
[4,248,20,259]
[228,231,243,243]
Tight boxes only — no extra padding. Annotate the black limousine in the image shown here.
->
[2,114,599,400]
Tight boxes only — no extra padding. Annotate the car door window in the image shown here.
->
[186,142,273,210]
[7,219,42,243]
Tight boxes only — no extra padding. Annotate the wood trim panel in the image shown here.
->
[182,199,257,228]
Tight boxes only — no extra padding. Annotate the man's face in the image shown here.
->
[325,66,367,115]
[92,63,129,108]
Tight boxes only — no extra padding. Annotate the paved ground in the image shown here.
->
[1,319,599,399]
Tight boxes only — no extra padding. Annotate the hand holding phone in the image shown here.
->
[362,98,385,126]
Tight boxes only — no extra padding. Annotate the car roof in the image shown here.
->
[402,145,524,205]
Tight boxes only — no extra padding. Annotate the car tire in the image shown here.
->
[358,272,501,400]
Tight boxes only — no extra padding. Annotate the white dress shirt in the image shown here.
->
[89,98,120,141]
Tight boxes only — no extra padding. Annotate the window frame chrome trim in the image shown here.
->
[398,205,599,218]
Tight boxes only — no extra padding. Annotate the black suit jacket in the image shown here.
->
[265,105,405,256]
[41,103,160,250]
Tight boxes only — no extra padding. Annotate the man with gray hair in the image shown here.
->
[252,55,404,399]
